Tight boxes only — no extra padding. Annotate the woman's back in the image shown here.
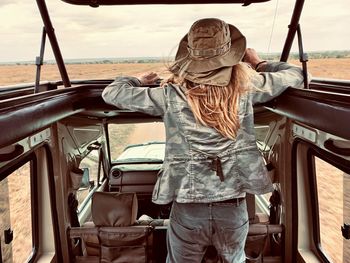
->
[102,17,306,263]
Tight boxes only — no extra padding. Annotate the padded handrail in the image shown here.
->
[69,223,283,237]
[248,224,283,235]
[0,86,107,148]
[0,144,24,162]
[264,88,350,141]
[69,227,99,239]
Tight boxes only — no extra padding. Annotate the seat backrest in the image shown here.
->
[92,192,138,227]
[99,226,153,263]
[69,192,153,263]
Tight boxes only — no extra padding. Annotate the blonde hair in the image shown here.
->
[165,63,252,139]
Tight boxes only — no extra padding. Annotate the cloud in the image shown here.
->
[0,0,19,7]
[0,0,349,62]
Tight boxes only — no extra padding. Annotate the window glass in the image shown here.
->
[76,151,99,210]
[255,125,270,151]
[109,122,165,162]
[315,157,349,263]
[1,1,349,86]
[98,158,105,184]
[0,162,33,263]
[296,0,350,80]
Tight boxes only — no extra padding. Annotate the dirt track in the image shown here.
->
[127,122,165,144]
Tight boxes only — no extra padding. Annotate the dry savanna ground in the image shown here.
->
[0,58,349,262]
[0,58,350,86]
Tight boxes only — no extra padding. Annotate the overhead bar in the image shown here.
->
[60,0,270,7]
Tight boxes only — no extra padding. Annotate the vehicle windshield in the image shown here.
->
[109,122,166,163]
[1,1,294,86]
[116,142,165,163]
[0,0,349,85]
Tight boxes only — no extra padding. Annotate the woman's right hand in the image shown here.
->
[243,48,266,70]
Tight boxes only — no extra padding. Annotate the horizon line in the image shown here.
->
[1,50,349,65]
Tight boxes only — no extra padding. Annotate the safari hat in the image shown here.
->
[170,18,246,86]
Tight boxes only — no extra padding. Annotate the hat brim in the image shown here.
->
[181,66,234,87]
[171,24,246,75]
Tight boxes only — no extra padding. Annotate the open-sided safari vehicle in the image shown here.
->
[0,0,349,262]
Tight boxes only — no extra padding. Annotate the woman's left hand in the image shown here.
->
[138,72,160,85]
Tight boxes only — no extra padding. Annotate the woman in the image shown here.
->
[102,18,305,263]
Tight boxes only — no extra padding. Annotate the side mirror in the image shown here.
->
[79,168,91,190]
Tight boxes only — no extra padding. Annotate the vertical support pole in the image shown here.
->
[296,25,309,89]
[35,27,47,93]
[280,0,305,62]
[36,0,71,87]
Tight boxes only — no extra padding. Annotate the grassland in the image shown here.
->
[0,58,350,86]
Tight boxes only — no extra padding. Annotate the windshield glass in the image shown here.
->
[109,122,165,162]
[116,142,165,162]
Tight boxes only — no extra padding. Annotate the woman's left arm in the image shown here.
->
[250,61,310,105]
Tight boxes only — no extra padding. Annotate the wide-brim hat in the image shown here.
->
[169,18,246,87]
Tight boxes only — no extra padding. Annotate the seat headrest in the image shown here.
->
[92,192,138,227]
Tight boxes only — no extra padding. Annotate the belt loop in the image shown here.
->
[209,203,213,220]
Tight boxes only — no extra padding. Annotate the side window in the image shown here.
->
[255,125,270,143]
[298,1,349,80]
[255,124,271,161]
[315,157,349,263]
[76,149,100,211]
[0,161,36,263]
[254,124,274,206]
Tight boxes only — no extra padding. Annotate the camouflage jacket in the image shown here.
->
[102,62,305,204]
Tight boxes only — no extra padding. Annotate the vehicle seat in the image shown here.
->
[245,193,282,263]
[69,192,153,263]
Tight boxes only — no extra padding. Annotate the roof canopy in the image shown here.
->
[60,0,270,7]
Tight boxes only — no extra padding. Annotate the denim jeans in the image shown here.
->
[166,199,249,263]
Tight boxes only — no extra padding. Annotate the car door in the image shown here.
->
[253,58,350,263]
[256,79,350,263]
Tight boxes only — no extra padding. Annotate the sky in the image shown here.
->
[0,0,349,62]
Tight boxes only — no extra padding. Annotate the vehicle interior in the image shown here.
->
[0,0,349,262]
